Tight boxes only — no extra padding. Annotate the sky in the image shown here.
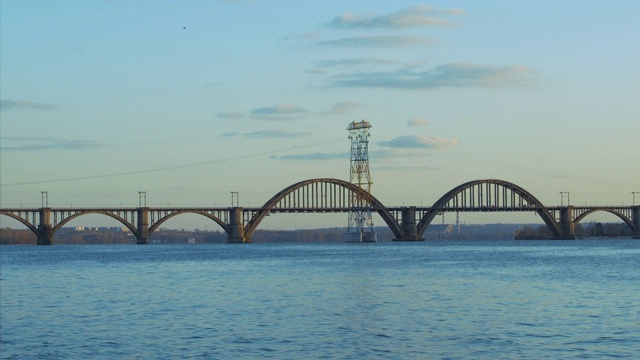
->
[1,0,639,230]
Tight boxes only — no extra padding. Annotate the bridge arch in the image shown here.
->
[244,178,402,240]
[0,212,39,237]
[417,179,562,239]
[148,211,230,236]
[52,211,139,237]
[573,209,636,232]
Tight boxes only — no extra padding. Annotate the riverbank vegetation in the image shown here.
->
[514,222,634,239]
[1,222,634,245]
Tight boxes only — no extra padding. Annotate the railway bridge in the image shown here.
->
[1,178,639,244]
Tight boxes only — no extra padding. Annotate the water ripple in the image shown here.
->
[1,240,639,359]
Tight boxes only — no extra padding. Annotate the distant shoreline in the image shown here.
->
[1,222,634,245]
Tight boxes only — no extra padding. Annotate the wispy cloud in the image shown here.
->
[332,63,539,89]
[326,5,463,30]
[1,137,103,151]
[373,163,442,172]
[372,148,437,159]
[244,130,311,138]
[311,57,423,69]
[219,101,359,121]
[297,32,322,41]
[250,104,307,120]
[274,152,348,160]
[321,101,362,115]
[272,133,459,161]
[308,57,421,75]
[217,112,245,119]
[222,129,311,139]
[407,118,429,127]
[379,134,459,150]
[0,99,54,111]
[317,35,437,48]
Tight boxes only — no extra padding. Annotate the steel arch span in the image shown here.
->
[243,178,402,240]
[417,179,562,239]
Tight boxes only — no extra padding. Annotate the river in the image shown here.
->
[1,239,639,359]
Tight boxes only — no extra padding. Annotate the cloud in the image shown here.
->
[322,101,362,115]
[244,130,311,138]
[309,59,387,76]
[332,63,539,89]
[372,148,433,158]
[327,5,462,30]
[308,57,419,75]
[407,118,429,127]
[250,104,307,120]
[221,129,311,138]
[272,134,459,161]
[298,32,322,41]
[274,134,459,161]
[373,163,441,171]
[1,137,103,151]
[275,152,348,160]
[379,134,459,150]
[317,35,437,48]
[311,57,423,68]
[308,57,431,77]
[251,104,305,116]
[220,101,360,122]
[1,99,54,111]
[217,112,245,119]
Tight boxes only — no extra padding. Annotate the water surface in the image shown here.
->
[1,240,639,359]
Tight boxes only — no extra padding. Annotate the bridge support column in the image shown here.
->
[37,208,53,245]
[560,206,576,240]
[228,207,247,243]
[633,206,640,239]
[395,207,421,241]
[137,207,150,244]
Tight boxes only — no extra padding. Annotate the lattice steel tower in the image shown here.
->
[346,120,377,242]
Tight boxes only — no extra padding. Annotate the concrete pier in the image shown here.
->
[37,208,53,245]
[392,206,424,241]
[137,207,150,244]
[560,206,576,240]
[633,206,640,239]
[228,207,247,243]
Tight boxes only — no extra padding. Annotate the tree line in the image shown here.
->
[1,222,634,245]
[514,222,634,239]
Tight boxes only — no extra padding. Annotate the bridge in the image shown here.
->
[1,178,639,244]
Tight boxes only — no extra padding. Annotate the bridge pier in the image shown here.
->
[393,207,422,241]
[137,207,150,244]
[37,208,53,245]
[633,206,640,239]
[37,225,53,245]
[560,206,576,240]
[228,207,248,243]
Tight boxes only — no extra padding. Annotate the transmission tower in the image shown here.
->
[346,120,376,242]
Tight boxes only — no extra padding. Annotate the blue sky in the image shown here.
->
[1,0,639,230]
